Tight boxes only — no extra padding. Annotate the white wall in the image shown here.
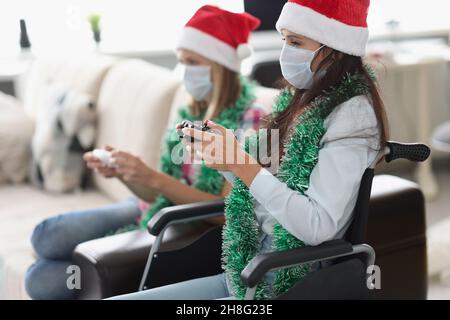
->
[0,0,244,58]
[2,0,450,59]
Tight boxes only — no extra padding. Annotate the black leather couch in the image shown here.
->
[72,174,427,300]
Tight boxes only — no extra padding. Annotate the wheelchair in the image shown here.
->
[138,141,430,300]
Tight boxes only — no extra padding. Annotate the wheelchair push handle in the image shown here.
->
[384,142,430,163]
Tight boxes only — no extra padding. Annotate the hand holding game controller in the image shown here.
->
[84,146,119,178]
[177,119,250,172]
[177,120,211,143]
[92,149,116,168]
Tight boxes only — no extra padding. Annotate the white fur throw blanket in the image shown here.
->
[30,84,96,192]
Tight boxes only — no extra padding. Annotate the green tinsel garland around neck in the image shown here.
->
[222,68,372,300]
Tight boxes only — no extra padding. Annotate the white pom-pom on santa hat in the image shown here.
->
[237,43,253,60]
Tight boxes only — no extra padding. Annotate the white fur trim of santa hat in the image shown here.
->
[177,27,243,72]
[276,2,369,57]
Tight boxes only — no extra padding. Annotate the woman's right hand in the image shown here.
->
[83,145,119,178]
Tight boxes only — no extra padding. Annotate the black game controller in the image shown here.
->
[177,120,211,143]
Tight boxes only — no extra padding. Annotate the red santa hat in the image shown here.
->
[276,0,370,57]
[177,5,261,72]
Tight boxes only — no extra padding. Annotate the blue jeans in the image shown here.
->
[107,273,235,300]
[25,197,141,300]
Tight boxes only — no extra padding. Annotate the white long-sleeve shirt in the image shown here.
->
[223,95,382,247]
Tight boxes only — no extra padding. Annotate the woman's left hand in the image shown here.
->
[180,120,252,172]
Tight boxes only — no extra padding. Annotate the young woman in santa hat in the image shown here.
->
[110,0,389,300]
[25,5,264,300]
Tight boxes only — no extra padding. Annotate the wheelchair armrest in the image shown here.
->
[384,141,430,163]
[147,199,225,236]
[241,239,353,288]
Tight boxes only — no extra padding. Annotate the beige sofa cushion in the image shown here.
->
[22,54,116,119]
[94,60,181,201]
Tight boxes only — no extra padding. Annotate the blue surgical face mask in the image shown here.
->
[279,43,325,89]
[176,64,213,101]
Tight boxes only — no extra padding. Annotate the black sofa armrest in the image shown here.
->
[148,199,225,235]
[241,240,353,288]
[73,222,214,299]
[366,174,427,299]
[72,230,154,299]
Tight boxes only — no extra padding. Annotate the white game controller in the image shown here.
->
[92,149,115,168]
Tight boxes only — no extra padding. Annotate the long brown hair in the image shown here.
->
[267,47,389,158]
[189,62,241,120]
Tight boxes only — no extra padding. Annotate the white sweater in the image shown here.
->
[223,95,382,247]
